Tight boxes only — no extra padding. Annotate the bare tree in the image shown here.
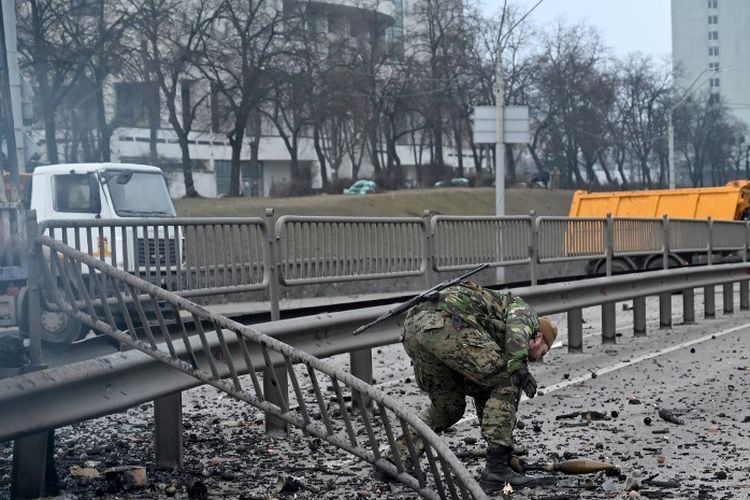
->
[198,0,283,196]
[128,0,212,196]
[409,0,464,170]
[527,21,611,188]
[84,0,132,162]
[17,0,89,163]
[615,54,671,188]
[673,95,744,186]
[462,0,534,181]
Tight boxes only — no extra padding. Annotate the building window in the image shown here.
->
[709,46,719,56]
[708,31,719,40]
[708,0,717,8]
[709,62,719,71]
[115,82,160,128]
[709,77,720,88]
[708,15,718,24]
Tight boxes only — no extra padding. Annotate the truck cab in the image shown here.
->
[30,163,175,223]
[1,163,177,344]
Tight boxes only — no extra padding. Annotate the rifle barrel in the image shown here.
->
[351,263,489,336]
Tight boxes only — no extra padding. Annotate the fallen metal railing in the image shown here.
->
[30,234,487,500]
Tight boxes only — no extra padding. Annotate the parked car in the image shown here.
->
[434,177,470,188]
[343,179,377,194]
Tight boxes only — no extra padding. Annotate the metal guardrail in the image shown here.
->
[28,234,486,500]
[275,215,426,285]
[6,261,750,441]
[32,213,750,318]
[40,218,269,297]
[536,216,606,262]
[431,216,532,271]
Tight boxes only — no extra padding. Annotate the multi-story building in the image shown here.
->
[22,0,477,198]
[671,0,750,125]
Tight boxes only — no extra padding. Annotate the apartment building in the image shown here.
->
[671,0,750,125]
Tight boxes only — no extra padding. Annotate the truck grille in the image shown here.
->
[136,238,178,267]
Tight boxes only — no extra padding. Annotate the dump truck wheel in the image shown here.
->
[644,255,682,270]
[594,258,635,275]
[39,305,88,344]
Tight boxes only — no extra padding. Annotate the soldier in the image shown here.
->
[387,281,557,492]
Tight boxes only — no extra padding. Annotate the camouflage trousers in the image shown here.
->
[391,309,518,465]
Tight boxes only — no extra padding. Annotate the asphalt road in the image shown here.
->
[1,293,749,499]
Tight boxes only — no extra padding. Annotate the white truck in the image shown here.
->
[1,163,177,343]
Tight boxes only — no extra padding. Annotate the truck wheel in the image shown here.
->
[40,307,88,344]
[594,258,635,275]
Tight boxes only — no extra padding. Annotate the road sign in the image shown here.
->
[472,105,530,144]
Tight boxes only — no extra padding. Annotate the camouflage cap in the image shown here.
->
[538,316,558,348]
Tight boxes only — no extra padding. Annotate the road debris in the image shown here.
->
[555,410,610,421]
[69,465,100,479]
[657,409,684,425]
[103,465,147,490]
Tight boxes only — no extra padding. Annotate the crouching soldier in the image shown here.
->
[388,281,557,492]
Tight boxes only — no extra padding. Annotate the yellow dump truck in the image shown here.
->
[569,180,750,274]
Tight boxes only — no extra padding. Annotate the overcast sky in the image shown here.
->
[482,0,672,59]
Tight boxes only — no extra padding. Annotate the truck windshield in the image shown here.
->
[104,170,176,217]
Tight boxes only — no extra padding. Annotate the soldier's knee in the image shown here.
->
[427,399,466,429]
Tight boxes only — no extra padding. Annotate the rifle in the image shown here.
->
[351,263,489,336]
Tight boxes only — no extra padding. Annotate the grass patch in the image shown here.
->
[175,188,575,218]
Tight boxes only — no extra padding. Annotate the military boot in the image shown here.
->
[479,446,540,492]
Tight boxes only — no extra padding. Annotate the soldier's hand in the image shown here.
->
[510,366,537,399]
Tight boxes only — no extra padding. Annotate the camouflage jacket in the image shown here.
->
[417,281,538,373]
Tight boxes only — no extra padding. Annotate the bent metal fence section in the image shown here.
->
[36,234,487,500]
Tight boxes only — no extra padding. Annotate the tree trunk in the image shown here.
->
[179,137,199,197]
[313,125,328,191]
[505,145,515,185]
[95,85,111,162]
[228,124,245,196]
[43,110,59,163]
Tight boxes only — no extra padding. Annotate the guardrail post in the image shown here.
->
[154,392,183,469]
[659,215,671,329]
[529,211,538,286]
[601,302,616,344]
[12,431,54,499]
[567,308,583,353]
[633,296,646,336]
[266,208,281,322]
[705,217,716,319]
[12,211,56,498]
[350,349,373,410]
[423,211,438,287]
[743,221,750,310]
[723,283,734,314]
[683,288,695,324]
[25,210,43,367]
[264,208,287,434]
[605,213,613,277]
[600,214,617,343]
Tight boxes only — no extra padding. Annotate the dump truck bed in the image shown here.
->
[569,181,750,221]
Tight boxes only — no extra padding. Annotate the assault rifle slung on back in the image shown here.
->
[351,263,489,336]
